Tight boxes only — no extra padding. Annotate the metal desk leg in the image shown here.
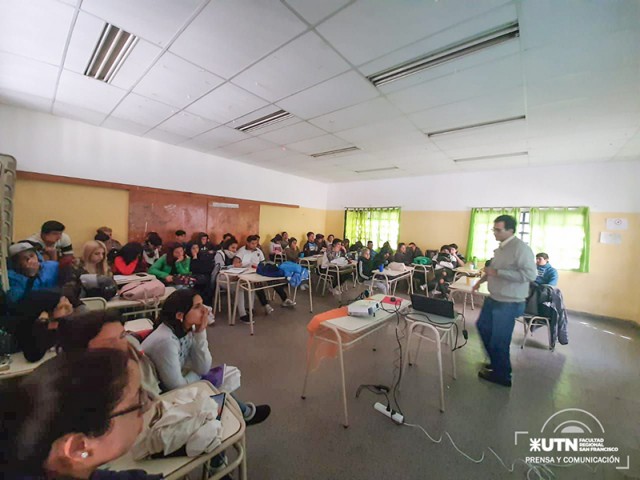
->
[335,331,349,428]
[240,436,247,480]
[301,334,315,399]
[226,279,232,320]
[308,275,313,312]
[436,334,445,413]
[246,282,255,336]
[231,281,242,326]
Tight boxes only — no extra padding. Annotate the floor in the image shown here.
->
[206,281,640,480]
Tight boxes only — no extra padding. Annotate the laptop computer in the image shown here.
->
[410,294,456,319]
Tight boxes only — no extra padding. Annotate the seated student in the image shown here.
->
[7,242,59,303]
[0,349,161,480]
[372,248,391,271]
[448,243,466,267]
[408,242,423,259]
[366,240,377,256]
[57,309,161,396]
[321,238,354,296]
[195,232,215,255]
[302,231,319,257]
[26,220,74,266]
[175,229,187,247]
[141,289,270,425]
[187,242,216,305]
[217,232,234,250]
[269,234,284,260]
[381,241,394,256]
[393,242,413,265]
[142,232,163,267]
[235,235,295,317]
[327,234,335,245]
[535,252,559,286]
[349,240,363,253]
[280,231,290,250]
[284,237,301,262]
[12,290,73,362]
[357,248,387,294]
[315,234,328,252]
[61,240,112,296]
[96,226,122,252]
[436,245,456,269]
[148,242,191,285]
[113,242,146,275]
[343,238,351,252]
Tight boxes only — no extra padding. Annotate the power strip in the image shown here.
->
[374,402,404,424]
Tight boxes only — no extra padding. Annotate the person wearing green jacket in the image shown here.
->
[149,242,191,285]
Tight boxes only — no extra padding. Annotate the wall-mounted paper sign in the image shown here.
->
[600,232,622,245]
[605,218,628,230]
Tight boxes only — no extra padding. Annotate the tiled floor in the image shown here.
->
[207,284,640,479]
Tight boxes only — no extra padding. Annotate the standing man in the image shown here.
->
[473,215,536,387]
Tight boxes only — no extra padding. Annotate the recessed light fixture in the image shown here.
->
[427,115,526,138]
[354,166,400,173]
[367,21,519,87]
[453,151,528,163]
[84,23,138,83]
[210,202,239,208]
[310,146,360,158]
[235,109,293,133]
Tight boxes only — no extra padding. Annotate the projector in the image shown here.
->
[348,299,381,317]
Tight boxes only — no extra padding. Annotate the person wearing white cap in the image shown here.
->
[7,242,60,303]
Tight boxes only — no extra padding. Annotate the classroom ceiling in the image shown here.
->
[1,0,639,182]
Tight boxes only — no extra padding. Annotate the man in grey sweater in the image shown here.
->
[472,215,537,387]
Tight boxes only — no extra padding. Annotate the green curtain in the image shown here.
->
[466,207,520,264]
[529,207,590,272]
[344,207,401,250]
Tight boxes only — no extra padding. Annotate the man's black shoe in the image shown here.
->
[478,368,511,387]
[246,404,271,426]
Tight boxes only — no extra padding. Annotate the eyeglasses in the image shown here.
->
[109,387,155,419]
[492,228,506,233]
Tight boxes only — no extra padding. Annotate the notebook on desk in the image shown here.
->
[410,294,455,319]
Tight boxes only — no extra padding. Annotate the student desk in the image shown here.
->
[0,350,56,381]
[302,295,411,427]
[453,266,481,282]
[299,254,322,269]
[231,271,312,335]
[448,277,489,315]
[106,381,246,480]
[371,267,414,295]
[214,270,241,322]
[320,263,356,295]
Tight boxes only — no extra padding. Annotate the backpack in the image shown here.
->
[412,256,432,265]
[120,279,166,301]
[256,261,285,278]
[79,274,118,300]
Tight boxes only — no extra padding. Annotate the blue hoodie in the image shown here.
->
[7,254,59,303]
[535,263,558,286]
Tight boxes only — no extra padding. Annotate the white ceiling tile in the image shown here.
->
[277,70,379,119]
[170,0,307,79]
[63,12,105,74]
[101,116,150,136]
[443,141,529,162]
[143,128,189,145]
[335,117,428,151]
[238,147,296,163]
[81,0,203,47]
[258,121,326,145]
[0,0,74,64]
[432,119,528,151]
[56,70,127,113]
[213,137,279,156]
[285,134,351,155]
[180,125,251,151]
[134,52,223,108]
[309,97,403,132]
[285,0,351,25]
[154,111,219,138]
[52,101,106,125]
[109,40,163,90]
[453,153,530,171]
[0,52,59,98]
[110,93,176,127]
[410,87,525,133]
[317,0,510,65]
[186,83,269,124]
[386,54,522,114]
[0,90,52,112]
[232,32,350,102]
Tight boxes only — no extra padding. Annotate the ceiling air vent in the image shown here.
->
[427,115,526,138]
[355,166,399,173]
[367,21,519,87]
[453,151,528,163]
[310,146,360,158]
[235,110,293,133]
[84,23,138,83]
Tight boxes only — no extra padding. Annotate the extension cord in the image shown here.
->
[374,402,404,424]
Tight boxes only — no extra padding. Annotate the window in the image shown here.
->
[343,207,401,250]
[466,207,590,272]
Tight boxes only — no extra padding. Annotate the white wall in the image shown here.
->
[0,105,328,208]
[327,161,640,212]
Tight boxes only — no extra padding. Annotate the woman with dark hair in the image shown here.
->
[0,349,159,480]
[142,232,163,267]
[268,234,283,260]
[195,232,215,255]
[148,242,191,285]
[141,289,270,426]
[113,242,146,275]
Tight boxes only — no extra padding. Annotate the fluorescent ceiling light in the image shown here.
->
[367,21,519,87]
[235,110,292,133]
[453,151,528,163]
[85,23,138,83]
[210,202,239,208]
[310,146,360,158]
[427,115,526,138]
[355,166,400,173]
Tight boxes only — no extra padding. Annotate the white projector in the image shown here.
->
[348,299,381,317]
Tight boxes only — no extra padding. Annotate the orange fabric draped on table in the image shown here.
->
[306,306,349,371]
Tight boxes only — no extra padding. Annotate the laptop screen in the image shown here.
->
[410,294,455,319]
